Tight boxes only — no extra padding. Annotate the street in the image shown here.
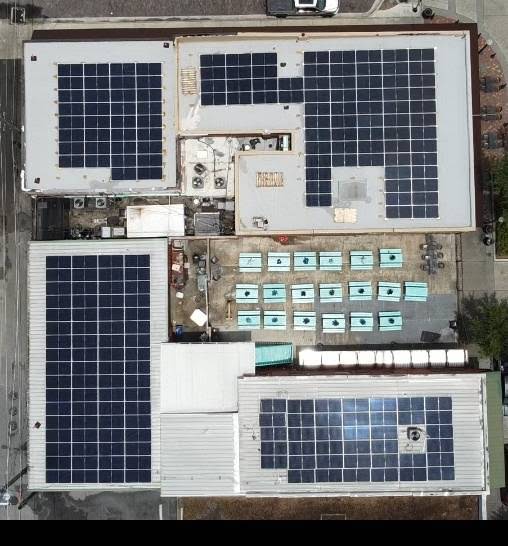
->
[0,46,32,519]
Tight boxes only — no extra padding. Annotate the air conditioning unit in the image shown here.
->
[95,197,107,209]
[10,7,26,24]
[73,198,85,209]
[252,216,268,230]
[214,177,226,189]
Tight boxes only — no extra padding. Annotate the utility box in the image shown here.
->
[101,226,112,239]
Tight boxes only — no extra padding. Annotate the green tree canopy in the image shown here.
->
[458,294,508,360]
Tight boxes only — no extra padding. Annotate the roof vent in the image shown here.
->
[398,426,427,454]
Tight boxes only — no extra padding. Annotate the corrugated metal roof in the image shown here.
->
[238,374,487,496]
[160,343,255,413]
[160,413,239,497]
[28,239,169,491]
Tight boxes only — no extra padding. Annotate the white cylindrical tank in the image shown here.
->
[411,350,429,368]
[339,351,358,367]
[393,350,411,368]
[382,350,394,368]
[299,349,322,368]
[321,351,340,368]
[447,349,467,367]
[358,351,376,367]
[429,349,447,367]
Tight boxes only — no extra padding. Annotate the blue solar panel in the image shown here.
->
[57,63,163,181]
[199,48,438,217]
[259,397,454,484]
[45,254,151,484]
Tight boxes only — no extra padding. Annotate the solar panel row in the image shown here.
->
[199,48,439,218]
[57,63,164,181]
[259,397,454,484]
[45,254,152,485]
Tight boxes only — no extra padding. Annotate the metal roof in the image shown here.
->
[160,413,239,497]
[28,238,169,491]
[160,342,255,414]
[238,374,487,496]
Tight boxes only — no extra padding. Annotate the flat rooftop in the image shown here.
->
[23,41,177,195]
[176,30,476,233]
[200,233,458,346]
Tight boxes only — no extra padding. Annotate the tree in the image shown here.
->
[458,294,508,360]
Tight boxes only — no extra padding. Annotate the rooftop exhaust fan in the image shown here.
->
[194,163,207,175]
[214,177,226,189]
[73,198,85,209]
[192,176,204,189]
[95,197,107,209]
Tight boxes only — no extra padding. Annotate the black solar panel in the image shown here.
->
[199,48,439,218]
[259,397,455,484]
[45,254,152,484]
[57,63,163,181]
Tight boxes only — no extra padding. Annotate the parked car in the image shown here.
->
[267,0,340,17]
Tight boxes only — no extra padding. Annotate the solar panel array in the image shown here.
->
[45,255,152,484]
[200,53,304,106]
[199,48,438,217]
[57,63,163,181]
[259,397,454,484]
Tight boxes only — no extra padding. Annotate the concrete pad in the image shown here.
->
[422,0,450,9]
[485,0,508,16]
[456,0,477,19]
[494,260,508,293]
[484,16,508,59]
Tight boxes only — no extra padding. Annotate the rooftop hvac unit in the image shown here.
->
[194,163,207,175]
[10,7,26,24]
[252,217,268,230]
[95,197,107,209]
[73,197,85,209]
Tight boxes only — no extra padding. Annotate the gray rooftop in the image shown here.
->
[23,41,177,195]
[177,31,476,234]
